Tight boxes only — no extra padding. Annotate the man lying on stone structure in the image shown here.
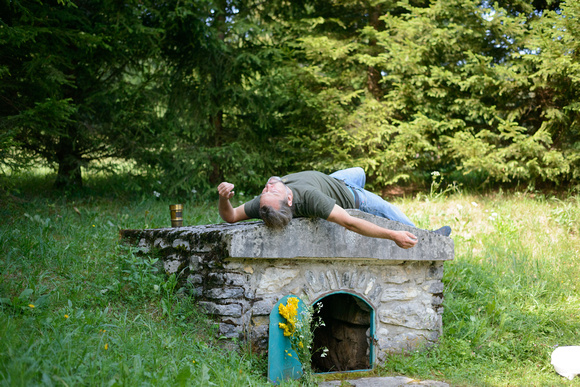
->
[217,167,451,250]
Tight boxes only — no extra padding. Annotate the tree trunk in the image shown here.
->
[54,133,83,189]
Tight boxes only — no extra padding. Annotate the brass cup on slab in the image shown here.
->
[169,204,183,227]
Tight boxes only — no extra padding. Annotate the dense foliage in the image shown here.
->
[1,0,578,193]
[0,0,166,188]
[285,0,579,188]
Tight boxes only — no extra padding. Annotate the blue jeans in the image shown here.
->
[330,167,415,227]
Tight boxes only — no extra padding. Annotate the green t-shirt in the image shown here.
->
[244,171,356,220]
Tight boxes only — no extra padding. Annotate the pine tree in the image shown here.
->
[0,0,164,188]
[284,0,578,188]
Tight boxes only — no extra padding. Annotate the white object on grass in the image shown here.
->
[551,346,580,380]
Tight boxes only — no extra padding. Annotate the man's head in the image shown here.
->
[259,176,293,229]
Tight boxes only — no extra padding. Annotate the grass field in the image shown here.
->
[1,170,579,386]
[387,190,580,386]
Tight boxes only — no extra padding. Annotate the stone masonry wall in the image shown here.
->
[120,210,454,364]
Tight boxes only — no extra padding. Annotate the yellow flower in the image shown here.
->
[104,343,108,350]
[278,297,299,337]
[279,322,293,337]
[28,304,35,308]
[64,314,69,318]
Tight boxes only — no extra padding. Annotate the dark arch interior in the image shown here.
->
[311,293,372,372]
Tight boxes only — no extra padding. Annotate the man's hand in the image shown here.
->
[217,182,249,223]
[218,182,235,200]
[392,231,418,249]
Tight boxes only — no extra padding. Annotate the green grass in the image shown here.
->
[383,191,580,386]
[0,171,269,386]
[1,171,580,386]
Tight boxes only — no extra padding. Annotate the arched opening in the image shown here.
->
[311,292,374,372]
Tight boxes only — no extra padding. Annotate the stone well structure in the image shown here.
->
[120,210,454,369]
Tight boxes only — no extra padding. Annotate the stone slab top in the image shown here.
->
[120,210,454,262]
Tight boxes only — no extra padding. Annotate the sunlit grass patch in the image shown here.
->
[392,191,580,386]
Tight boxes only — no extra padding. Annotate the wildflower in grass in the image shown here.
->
[28,304,35,308]
[153,191,161,198]
[64,314,69,318]
[104,343,108,350]
[471,201,478,207]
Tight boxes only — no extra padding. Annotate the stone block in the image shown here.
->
[251,299,278,316]
[188,255,203,271]
[137,239,150,253]
[326,270,339,289]
[154,238,170,250]
[251,315,270,327]
[223,272,248,286]
[198,301,242,318]
[380,331,426,353]
[187,274,203,285]
[256,267,299,295]
[378,302,438,330]
[172,239,190,250]
[427,263,445,280]
[367,285,383,301]
[382,266,410,284]
[306,270,324,292]
[431,294,444,307]
[163,258,184,274]
[218,323,239,338]
[424,280,445,294]
[380,286,419,302]
[205,287,245,300]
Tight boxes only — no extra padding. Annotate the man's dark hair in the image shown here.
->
[259,200,293,229]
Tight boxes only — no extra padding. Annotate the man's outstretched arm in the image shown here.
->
[326,205,418,249]
[217,182,250,223]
